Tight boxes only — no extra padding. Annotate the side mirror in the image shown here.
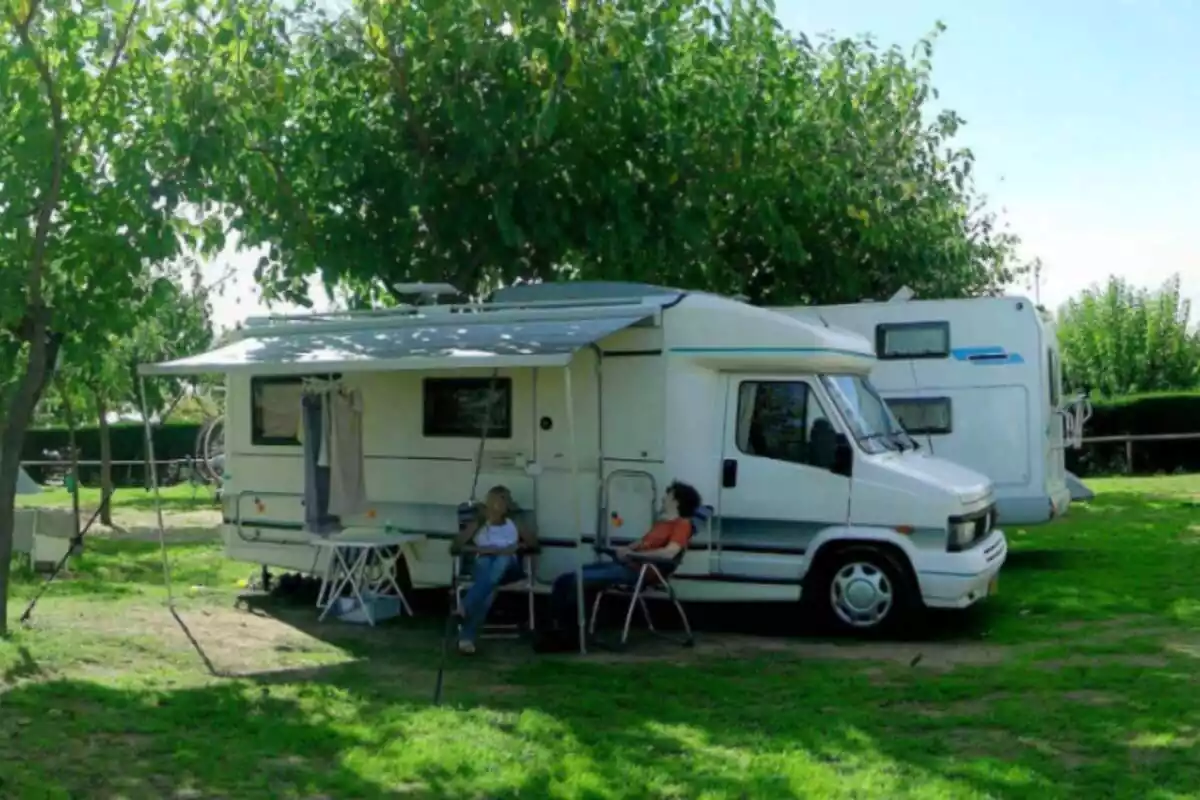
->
[832,433,853,477]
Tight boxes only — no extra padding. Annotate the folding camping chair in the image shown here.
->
[588,504,712,648]
[450,501,540,639]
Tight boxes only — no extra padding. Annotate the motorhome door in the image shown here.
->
[718,376,852,583]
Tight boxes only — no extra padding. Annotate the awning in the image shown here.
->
[139,314,650,377]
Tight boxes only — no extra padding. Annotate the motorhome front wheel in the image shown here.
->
[808,545,916,636]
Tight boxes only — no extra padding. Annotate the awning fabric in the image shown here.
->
[139,314,649,377]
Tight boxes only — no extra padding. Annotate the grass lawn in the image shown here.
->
[16,482,218,516]
[3,475,1200,798]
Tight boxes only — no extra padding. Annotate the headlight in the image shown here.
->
[951,520,975,548]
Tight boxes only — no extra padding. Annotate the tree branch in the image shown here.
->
[12,0,42,35]
[7,1,65,312]
[90,0,143,113]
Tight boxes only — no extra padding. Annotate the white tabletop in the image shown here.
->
[310,529,428,548]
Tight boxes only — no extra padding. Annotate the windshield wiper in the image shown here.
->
[860,432,902,451]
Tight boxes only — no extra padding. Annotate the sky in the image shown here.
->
[201,0,1200,330]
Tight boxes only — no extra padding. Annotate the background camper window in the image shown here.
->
[875,321,950,360]
[423,377,513,438]
[736,380,839,470]
[251,377,306,446]
[885,397,953,435]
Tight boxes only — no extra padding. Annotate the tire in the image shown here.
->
[804,545,918,638]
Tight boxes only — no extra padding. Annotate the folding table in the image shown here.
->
[312,529,426,626]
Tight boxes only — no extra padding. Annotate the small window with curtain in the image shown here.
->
[423,377,513,438]
[875,321,950,360]
[251,377,305,446]
[885,397,953,435]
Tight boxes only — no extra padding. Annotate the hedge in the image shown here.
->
[20,422,204,486]
[1067,391,1200,477]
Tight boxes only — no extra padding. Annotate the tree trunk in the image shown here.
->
[96,394,114,526]
[61,385,83,541]
[0,325,62,636]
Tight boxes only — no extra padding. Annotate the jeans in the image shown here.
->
[460,554,521,644]
[550,561,640,631]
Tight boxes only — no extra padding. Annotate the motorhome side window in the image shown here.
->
[875,321,950,360]
[736,381,839,471]
[251,377,306,446]
[423,377,513,438]
[886,397,953,435]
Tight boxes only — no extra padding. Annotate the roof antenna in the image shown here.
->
[392,282,461,306]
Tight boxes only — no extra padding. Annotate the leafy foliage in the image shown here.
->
[38,261,214,519]
[0,0,259,632]
[214,0,1027,307]
[52,259,215,417]
[1057,274,1200,397]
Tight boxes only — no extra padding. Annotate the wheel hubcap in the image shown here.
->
[830,562,894,628]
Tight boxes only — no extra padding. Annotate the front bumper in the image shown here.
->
[917,528,1007,609]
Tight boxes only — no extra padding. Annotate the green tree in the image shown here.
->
[0,0,264,633]
[210,0,1026,308]
[1057,274,1200,397]
[47,261,214,523]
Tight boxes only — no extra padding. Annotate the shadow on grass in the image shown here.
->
[0,679,392,799]
[53,596,1195,800]
[7,514,1200,797]
[1003,549,1074,571]
[1,646,44,683]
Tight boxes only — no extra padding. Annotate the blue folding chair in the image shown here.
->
[588,505,712,648]
[450,501,539,639]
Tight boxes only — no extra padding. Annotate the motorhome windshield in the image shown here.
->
[820,374,908,454]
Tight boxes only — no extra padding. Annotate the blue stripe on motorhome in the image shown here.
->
[680,574,803,585]
[227,518,305,531]
[951,346,1025,365]
[668,346,873,359]
[717,516,824,553]
[223,517,852,556]
[589,517,820,553]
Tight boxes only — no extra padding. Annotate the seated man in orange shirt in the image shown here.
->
[537,480,701,650]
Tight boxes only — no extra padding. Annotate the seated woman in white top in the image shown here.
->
[451,485,537,654]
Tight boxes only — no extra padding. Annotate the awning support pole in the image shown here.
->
[139,377,175,607]
[564,364,586,655]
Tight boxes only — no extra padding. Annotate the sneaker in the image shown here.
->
[457,640,476,655]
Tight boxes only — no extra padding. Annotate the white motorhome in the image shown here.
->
[778,293,1092,525]
[142,282,1007,634]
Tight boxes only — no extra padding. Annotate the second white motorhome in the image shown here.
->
[141,282,1007,636]
[778,293,1092,526]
